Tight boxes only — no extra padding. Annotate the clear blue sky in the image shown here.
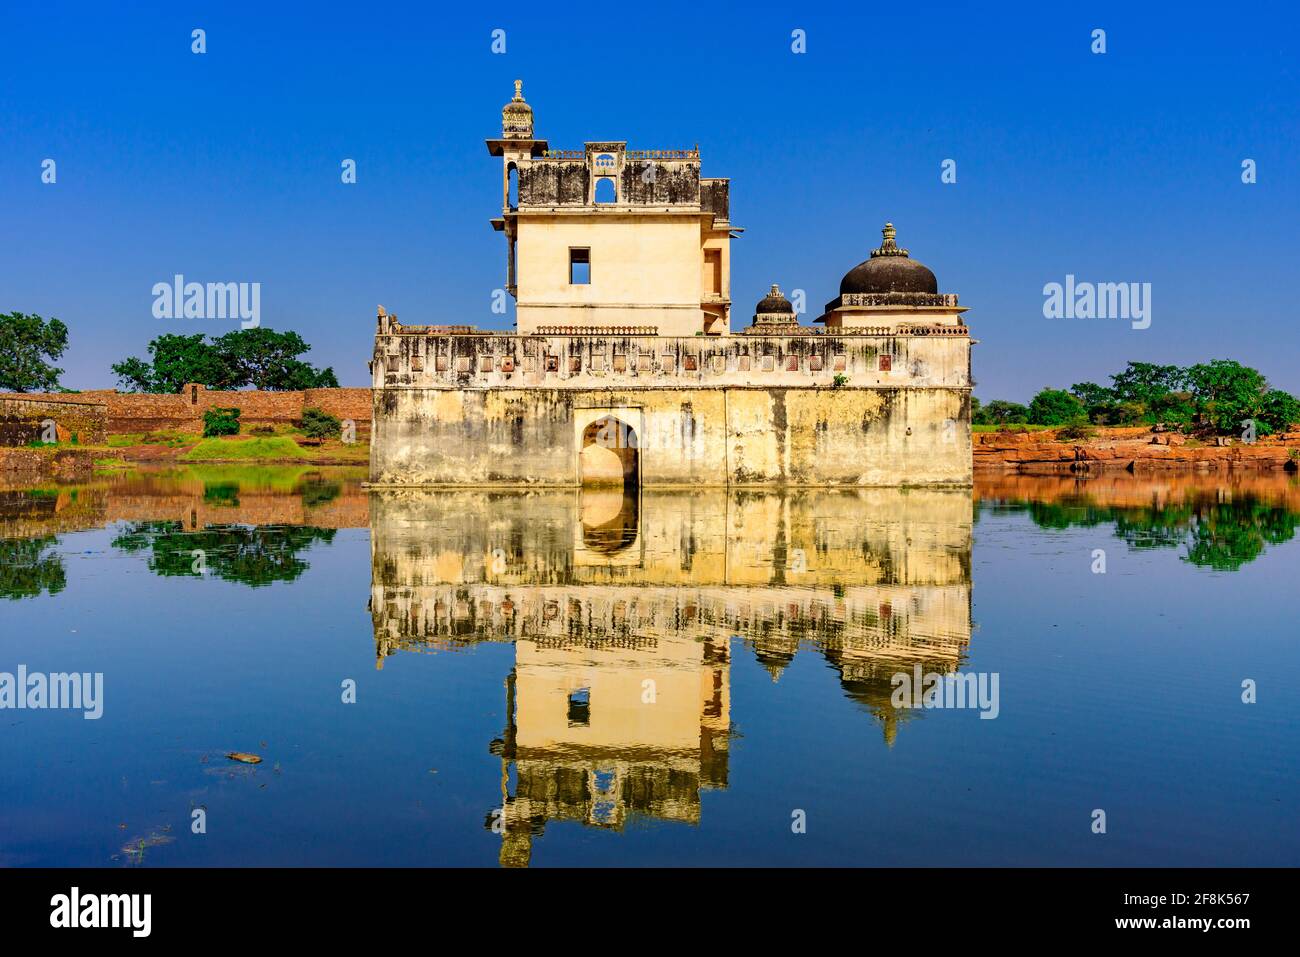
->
[2,1,1297,401]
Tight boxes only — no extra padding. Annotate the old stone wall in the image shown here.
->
[0,396,107,446]
[371,384,970,487]
[0,388,372,435]
[370,330,972,488]
[373,331,971,391]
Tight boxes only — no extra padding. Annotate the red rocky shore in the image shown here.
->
[974,426,1300,475]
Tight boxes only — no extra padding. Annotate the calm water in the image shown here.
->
[1,466,1297,866]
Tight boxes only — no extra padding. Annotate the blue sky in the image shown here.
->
[2,1,1297,400]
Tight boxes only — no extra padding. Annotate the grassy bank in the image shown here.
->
[179,436,309,461]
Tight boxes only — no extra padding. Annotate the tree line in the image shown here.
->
[974,361,1300,436]
[0,311,336,393]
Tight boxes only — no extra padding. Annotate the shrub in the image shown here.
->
[1028,388,1085,426]
[300,407,342,439]
[832,374,849,389]
[202,407,241,437]
[1055,419,1097,441]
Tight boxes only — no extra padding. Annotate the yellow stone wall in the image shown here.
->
[371,331,972,487]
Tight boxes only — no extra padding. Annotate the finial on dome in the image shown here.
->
[871,222,909,258]
[513,79,524,101]
[769,283,782,296]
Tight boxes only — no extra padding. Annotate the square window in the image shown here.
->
[711,355,725,372]
[455,357,471,373]
[809,355,823,371]
[684,355,698,371]
[761,356,775,372]
[410,355,424,372]
[501,357,515,373]
[569,356,582,373]
[662,354,676,372]
[569,248,590,284]
[591,355,606,371]
[738,355,751,371]
[613,354,627,372]
[833,355,847,371]
[545,354,559,372]
[567,688,591,727]
[480,356,493,373]
[523,357,536,372]
[879,354,892,372]
[436,356,448,372]
[638,354,652,372]
[785,355,800,371]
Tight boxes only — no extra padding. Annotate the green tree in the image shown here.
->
[1259,389,1300,435]
[977,400,1030,425]
[0,312,69,392]
[1148,390,1197,427]
[1184,359,1272,433]
[112,329,335,393]
[1070,381,1115,408]
[1028,388,1085,426]
[111,333,236,393]
[1109,362,1187,407]
[211,328,336,391]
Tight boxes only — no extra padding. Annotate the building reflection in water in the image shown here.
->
[369,486,974,866]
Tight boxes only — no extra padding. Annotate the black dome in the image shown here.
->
[839,223,938,296]
[755,283,794,315]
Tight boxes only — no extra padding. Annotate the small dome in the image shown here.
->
[839,223,938,296]
[502,79,532,116]
[755,283,794,316]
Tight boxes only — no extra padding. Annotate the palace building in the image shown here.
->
[369,82,974,488]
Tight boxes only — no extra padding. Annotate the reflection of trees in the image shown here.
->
[0,536,67,599]
[203,482,240,507]
[299,477,342,508]
[1007,496,1299,571]
[111,521,335,586]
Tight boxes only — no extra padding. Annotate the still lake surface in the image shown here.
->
[2,465,1297,866]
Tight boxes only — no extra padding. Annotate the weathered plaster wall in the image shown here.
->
[370,384,969,487]
[513,215,708,336]
[370,330,972,488]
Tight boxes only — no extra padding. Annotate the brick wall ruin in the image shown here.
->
[0,396,108,446]
[0,387,372,436]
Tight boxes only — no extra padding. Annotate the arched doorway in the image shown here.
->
[580,416,639,488]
